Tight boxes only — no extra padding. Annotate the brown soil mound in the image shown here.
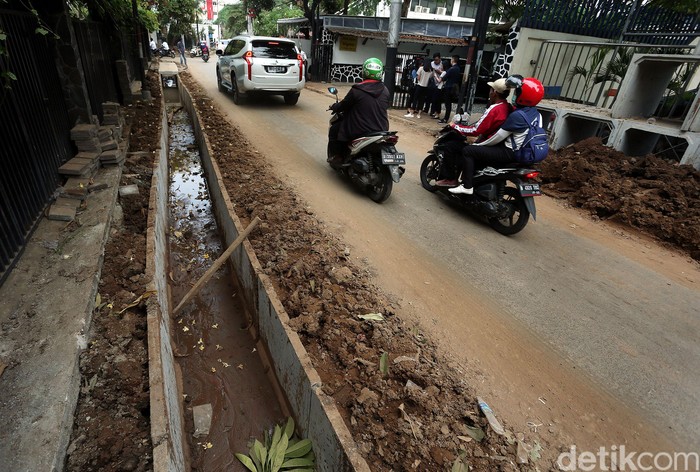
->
[65,71,161,472]
[540,137,700,260]
[180,74,539,471]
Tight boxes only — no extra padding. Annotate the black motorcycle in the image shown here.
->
[420,124,542,235]
[327,87,405,203]
[153,47,175,58]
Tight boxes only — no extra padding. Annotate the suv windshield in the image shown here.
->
[252,40,297,59]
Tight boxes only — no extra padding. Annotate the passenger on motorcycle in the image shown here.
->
[327,57,390,167]
[436,78,512,186]
[448,75,545,195]
[200,41,209,55]
[161,41,169,52]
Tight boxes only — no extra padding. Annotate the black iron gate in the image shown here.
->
[311,43,332,82]
[390,53,419,109]
[0,9,73,285]
[72,20,120,121]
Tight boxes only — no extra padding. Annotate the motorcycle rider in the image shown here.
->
[327,57,390,167]
[449,75,545,195]
[436,77,512,186]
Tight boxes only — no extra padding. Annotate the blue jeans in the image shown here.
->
[179,51,187,65]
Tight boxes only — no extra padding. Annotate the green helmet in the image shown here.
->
[362,57,384,80]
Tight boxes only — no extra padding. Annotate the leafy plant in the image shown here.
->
[235,417,315,472]
[566,46,637,103]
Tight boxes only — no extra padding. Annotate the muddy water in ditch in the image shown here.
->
[167,107,285,470]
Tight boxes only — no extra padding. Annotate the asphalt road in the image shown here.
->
[182,58,700,453]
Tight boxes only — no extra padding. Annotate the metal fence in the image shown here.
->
[532,41,697,116]
[390,53,419,109]
[521,0,700,45]
[311,43,333,82]
[0,9,73,285]
[73,20,120,121]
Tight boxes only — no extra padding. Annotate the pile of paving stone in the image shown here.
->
[49,102,129,221]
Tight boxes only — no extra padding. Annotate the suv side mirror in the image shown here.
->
[216,49,223,56]
[328,87,337,95]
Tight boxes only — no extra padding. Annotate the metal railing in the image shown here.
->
[73,20,120,121]
[0,9,73,285]
[531,40,697,116]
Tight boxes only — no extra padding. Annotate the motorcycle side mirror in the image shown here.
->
[453,114,462,123]
[328,87,338,95]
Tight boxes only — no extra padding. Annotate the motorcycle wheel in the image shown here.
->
[367,167,393,203]
[203,56,209,62]
[169,50,176,58]
[487,187,530,235]
[419,155,441,193]
[190,52,195,58]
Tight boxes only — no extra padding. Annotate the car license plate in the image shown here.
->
[519,182,541,196]
[381,152,406,165]
[266,66,286,73]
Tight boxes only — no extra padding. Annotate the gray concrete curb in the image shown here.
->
[146,86,188,472]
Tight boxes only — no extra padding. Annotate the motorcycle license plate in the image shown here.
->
[519,182,541,197]
[381,151,406,165]
[266,66,287,73]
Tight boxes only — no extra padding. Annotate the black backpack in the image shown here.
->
[510,108,549,164]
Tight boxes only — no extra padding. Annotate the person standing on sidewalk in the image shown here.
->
[437,56,461,123]
[177,38,187,67]
[406,61,432,118]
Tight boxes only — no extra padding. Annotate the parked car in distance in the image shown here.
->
[216,35,305,105]
[215,38,232,54]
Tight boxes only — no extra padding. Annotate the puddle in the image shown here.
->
[166,106,285,470]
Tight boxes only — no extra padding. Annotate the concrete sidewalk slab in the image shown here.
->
[0,165,121,472]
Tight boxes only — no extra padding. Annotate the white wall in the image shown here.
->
[333,37,387,64]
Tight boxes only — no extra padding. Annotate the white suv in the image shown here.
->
[216,35,305,105]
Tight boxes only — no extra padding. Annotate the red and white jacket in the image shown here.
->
[452,100,512,142]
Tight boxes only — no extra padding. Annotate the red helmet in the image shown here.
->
[515,77,544,107]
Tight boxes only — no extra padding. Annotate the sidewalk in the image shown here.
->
[0,165,122,471]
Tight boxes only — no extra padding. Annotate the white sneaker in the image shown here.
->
[404,113,414,118]
[448,185,473,195]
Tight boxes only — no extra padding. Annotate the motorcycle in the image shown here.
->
[201,46,210,63]
[189,46,202,57]
[327,87,405,203]
[154,47,175,58]
[419,116,542,235]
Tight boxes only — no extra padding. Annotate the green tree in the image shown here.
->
[646,0,699,15]
[156,0,199,36]
[490,0,525,22]
[216,3,247,38]
[255,2,304,37]
[67,0,159,30]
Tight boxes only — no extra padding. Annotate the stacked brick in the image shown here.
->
[49,102,129,221]
[99,102,126,166]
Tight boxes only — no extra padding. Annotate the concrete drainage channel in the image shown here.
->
[145,63,370,471]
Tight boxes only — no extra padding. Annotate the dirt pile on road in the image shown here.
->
[65,72,161,472]
[540,137,700,260]
[181,74,540,470]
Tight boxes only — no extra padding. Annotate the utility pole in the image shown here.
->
[458,0,491,116]
[383,0,402,99]
[131,0,145,81]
